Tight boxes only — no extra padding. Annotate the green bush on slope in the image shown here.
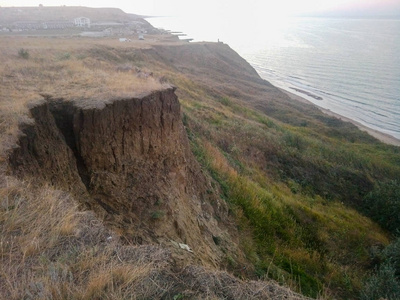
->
[361,237,400,300]
[382,237,400,276]
[362,180,400,233]
[361,262,400,300]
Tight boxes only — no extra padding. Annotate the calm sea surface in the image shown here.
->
[148,17,400,140]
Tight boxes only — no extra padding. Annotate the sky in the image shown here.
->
[1,0,399,18]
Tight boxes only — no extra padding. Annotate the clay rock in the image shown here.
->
[9,87,230,267]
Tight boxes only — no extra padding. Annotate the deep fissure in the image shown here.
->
[47,100,91,190]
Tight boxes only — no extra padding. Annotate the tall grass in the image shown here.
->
[0,177,310,299]
[165,44,399,297]
[0,38,315,300]
[0,178,168,299]
[2,37,400,299]
[184,107,391,298]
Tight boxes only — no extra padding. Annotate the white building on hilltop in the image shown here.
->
[74,17,90,28]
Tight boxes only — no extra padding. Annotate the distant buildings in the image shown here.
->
[0,13,153,35]
[7,17,91,31]
[12,21,42,30]
[43,21,74,29]
[74,17,90,28]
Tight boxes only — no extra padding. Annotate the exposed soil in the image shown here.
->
[8,87,238,268]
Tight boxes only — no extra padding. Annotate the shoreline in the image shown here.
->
[145,16,400,147]
[280,88,400,147]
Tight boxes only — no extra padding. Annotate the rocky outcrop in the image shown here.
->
[9,99,88,198]
[9,87,232,267]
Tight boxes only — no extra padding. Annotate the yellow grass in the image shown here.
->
[0,177,167,299]
[2,34,396,298]
[0,176,309,299]
[0,37,165,100]
[196,135,390,297]
[203,140,238,178]
[0,36,168,160]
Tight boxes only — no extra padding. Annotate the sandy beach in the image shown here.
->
[281,88,400,147]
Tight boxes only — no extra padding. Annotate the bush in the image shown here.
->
[382,236,400,277]
[362,237,400,300]
[58,52,71,60]
[18,48,29,59]
[363,180,400,233]
[361,262,400,300]
[151,210,164,220]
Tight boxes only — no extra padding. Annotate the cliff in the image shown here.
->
[2,35,399,299]
[9,87,232,267]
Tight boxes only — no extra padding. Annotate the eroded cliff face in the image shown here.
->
[9,87,232,267]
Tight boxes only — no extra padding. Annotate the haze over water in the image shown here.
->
[149,16,400,140]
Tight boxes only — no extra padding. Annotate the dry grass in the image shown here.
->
[0,36,168,159]
[0,37,165,99]
[0,177,170,299]
[3,35,396,299]
[180,265,312,300]
[0,36,311,300]
[0,176,309,299]
[203,140,238,178]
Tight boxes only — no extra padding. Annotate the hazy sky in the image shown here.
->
[1,0,399,17]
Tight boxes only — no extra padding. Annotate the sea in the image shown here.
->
[148,16,400,140]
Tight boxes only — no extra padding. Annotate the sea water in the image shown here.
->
[148,17,400,140]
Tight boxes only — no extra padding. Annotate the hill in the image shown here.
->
[0,6,142,23]
[1,19,400,300]
[0,6,157,36]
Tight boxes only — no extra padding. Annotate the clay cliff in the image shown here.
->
[9,87,233,267]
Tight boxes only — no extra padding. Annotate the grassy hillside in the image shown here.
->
[1,37,400,299]
[132,43,400,298]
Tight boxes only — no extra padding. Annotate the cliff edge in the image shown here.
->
[9,87,233,267]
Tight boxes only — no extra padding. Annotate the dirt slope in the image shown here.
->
[8,87,236,268]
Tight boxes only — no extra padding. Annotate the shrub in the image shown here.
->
[363,180,400,233]
[382,236,400,277]
[151,210,165,220]
[361,262,400,300]
[18,48,29,59]
[58,52,71,60]
[218,97,232,107]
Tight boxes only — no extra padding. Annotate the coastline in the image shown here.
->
[280,88,400,147]
[146,16,400,147]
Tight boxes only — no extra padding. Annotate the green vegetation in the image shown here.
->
[151,210,165,220]
[362,180,400,233]
[361,237,400,300]
[57,52,71,61]
[148,45,400,297]
[382,236,400,274]
[2,40,400,299]
[187,130,390,298]
[128,43,400,298]
[18,48,29,59]
[361,263,400,300]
